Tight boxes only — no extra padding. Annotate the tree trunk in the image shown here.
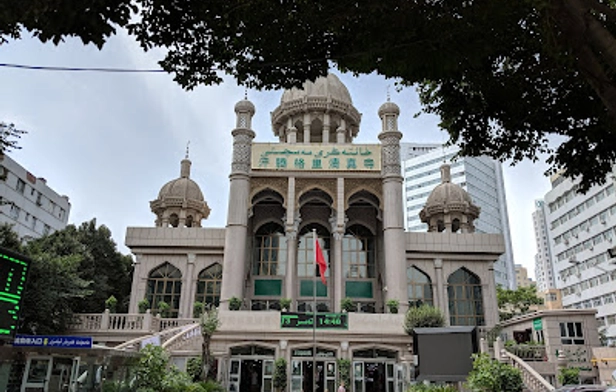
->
[201,337,211,382]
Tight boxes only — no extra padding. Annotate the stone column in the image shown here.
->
[303,113,311,143]
[334,178,345,312]
[129,254,142,313]
[434,258,444,313]
[336,119,346,144]
[485,264,498,327]
[180,253,196,318]
[220,127,255,310]
[285,177,298,309]
[323,113,331,144]
[379,129,407,313]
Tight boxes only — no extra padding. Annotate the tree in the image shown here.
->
[0,122,26,154]
[466,353,523,392]
[199,305,221,382]
[272,358,287,392]
[558,367,580,386]
[5,1,616,189]
[497,285,544,321]
[403,305,445,334]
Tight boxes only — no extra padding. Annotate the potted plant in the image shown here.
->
[386,299,399,314]
[105,295,118,313]
[337,359,351,388]
[193,301,205,318]
[279,298,292,312]
[138,298,150,314]
[229,297,242,311]
[341,297,355,313]
[157,301,171,318]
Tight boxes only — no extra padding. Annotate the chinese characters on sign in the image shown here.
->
[252,144,381,171]
[280,312,348,330]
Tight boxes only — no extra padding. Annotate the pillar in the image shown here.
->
[129,254,143,313]
[323,113,331,144]
[180,253,196,317]
[303,113,311,143]
[285,178,298,309]
[221,101,256,310]
[434,258,445,316]
[334,178,345,312]
[379,123,407,313]
[336,118,346,144]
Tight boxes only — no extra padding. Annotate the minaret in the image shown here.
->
[377,99,407,313]
[220,97,256,310]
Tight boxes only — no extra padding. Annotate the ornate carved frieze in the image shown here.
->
[295,178,336,207]
[231,129,255,173]
[250,177,288,206]
[344,178,383,210]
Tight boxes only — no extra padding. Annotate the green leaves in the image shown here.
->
[466,353,523,392]
[497,285,544,321]
[404,304,445,334]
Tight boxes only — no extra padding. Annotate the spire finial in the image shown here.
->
[244,88,248,100]
[386,84,391,102]
[185,141,190,159]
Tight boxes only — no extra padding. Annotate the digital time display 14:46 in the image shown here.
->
[0,247,30,340]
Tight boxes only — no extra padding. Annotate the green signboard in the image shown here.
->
[0,247,31,340]
[280,312,348,330]
[533,318,542,331]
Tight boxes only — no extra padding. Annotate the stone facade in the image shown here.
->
[124,74,505,392]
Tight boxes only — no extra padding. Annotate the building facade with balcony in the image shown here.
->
[534,199,557,293]
[543,170,616,345]
[114,75,506,392]
[400,143,516,289]
[0,154,70,239]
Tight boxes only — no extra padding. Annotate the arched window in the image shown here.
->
[452,218,460,233]
[169,213,179,228]
[147,262,182,318]
[342,225,375,278]
[407,266,433,307]
[447,268,484,326]
[253,222,287,276]
[195,263,222,307]
[297,224,330,278]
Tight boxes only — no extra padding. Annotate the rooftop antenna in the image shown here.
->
[244,87,248,100]
[185,141,190,159]
[386,84,391,102]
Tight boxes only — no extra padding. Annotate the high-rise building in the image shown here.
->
[515,264,534,288]
[0,154,70,239]
[401,143,516,289]
[541,170,616,343]
[533,199,556,292]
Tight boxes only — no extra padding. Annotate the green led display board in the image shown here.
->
[0,247,30,340]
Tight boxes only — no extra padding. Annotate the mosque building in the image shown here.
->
[124,74,504,392]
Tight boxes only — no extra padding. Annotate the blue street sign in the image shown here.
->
[13,335,92,348]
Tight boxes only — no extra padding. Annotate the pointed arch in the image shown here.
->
[195,263,223,307]
[447,268,484,326]
[253,222,287,276]
[146,262,182,318]
[407,266,433,307]
[343,224,375,279]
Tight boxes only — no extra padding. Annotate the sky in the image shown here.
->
[0,32,554,280]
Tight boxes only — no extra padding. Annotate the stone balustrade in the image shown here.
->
[502,350,555,392]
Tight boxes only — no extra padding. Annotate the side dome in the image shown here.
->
[419,164,480,233]
[150,158,211,227]
[280,73,353,105]
[235,98,256,114]
[378,101,400,117]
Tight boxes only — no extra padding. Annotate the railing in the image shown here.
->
[502,350,555,392]
[69,310,197,334]
[506,345,548,362]
[115,323,199,352]
[162,323,201,352]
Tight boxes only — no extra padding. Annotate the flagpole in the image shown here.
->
[312,228,317,392]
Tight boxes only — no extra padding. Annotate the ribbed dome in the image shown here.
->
[378,101,400,117]
[235,98,256,114]
[158,177,204,201]
[420,164,480,233]
[281,74,352,105]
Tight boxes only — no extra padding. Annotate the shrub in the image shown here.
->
[273,358,287,392]
[407,384,457,392]
[138,298,150,314]
[105,295,118,312]
[466,353,523,392]
[229,297,242,311]
[157,301,171,318]
[193,301,205,318]
[337,358,351,387]
[558,367,580,386]
[403,305,445,333]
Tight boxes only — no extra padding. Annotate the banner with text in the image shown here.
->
[252,143,381,171]
[13,335,92,348]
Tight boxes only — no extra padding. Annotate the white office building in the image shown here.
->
[0,154,70,239]
[533,199,557,292]
[401,143,516,289]
[543,171,616,342]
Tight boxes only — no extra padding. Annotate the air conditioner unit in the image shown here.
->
[564,239,570,245]
[601,219,607,224]
[574,233,579,239]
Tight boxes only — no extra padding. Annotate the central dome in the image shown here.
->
[280,74,352,105]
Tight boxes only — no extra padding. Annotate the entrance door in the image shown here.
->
[22,357,52,392]
[352,361,364,392]
[324,361,336,392]
[229,359,241,392]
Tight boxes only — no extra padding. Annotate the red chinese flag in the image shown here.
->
[315,237,327,285]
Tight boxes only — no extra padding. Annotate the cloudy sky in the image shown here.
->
[0,32,553,279]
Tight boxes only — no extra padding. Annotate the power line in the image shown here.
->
[0,63,166,73]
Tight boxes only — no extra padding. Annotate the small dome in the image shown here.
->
[378,101,400,117]
[158,177,204,201]
[281,74,352,105]
[235,98,256,114]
